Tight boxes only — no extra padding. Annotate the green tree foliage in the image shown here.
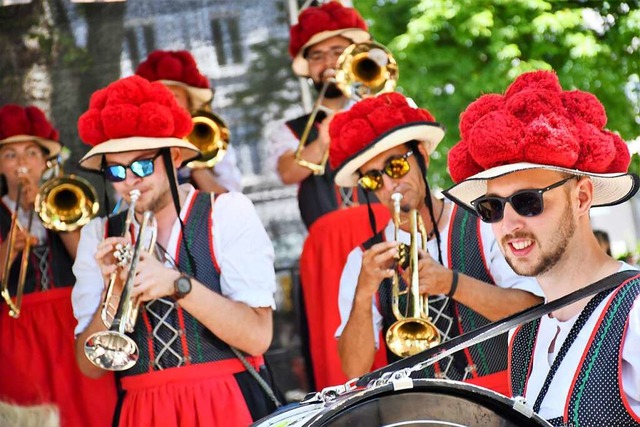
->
[354,0,640,188]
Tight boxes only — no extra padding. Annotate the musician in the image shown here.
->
[444,70,640,425]
[329,92,543,395]
[71,76,278,426]
[268,1,393,390]
[136,49,243,194]
[268,0,372,229]
[0,105,116,427]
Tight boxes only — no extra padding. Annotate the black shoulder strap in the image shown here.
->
[357,269,640,387]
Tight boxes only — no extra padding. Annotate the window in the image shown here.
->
[210,16,244,66]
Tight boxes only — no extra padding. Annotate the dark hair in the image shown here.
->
[593,229,612,256]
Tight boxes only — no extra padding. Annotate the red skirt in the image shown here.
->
[0,287,117,427]
[118,357,264,427]
[299,204,390,390]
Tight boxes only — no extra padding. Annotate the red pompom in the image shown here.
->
[506,89,563,124]
[459,94,504,141]
[78,75,192,146]
[289,1,367,58]
[448,140,483,183]
[505,70,562,99]
[522,114,580,168]
[561,90,607,128]
[330,118,376,169]
[366,107,405,135]
[467,112,525,169]
[572,122,616,172]
[0,104,59,142]
[136,50,210,89]
[603,131,631,173]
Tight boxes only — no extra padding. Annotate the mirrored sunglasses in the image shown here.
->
[103,151,163,183]
[471,176,577,223]
[357,151,414,192]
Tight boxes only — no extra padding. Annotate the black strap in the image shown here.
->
[356,270,640,387]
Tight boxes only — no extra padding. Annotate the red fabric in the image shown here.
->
[329,92,437,170]
[289,1,367,58]
[448,70,630,182]
[299,204,390,390]
[464,369,510,396]
[135,50,210,89]
[118,358,263,427]
[0,287,117,427]
[77,75,192,146]
[0,104,59,142]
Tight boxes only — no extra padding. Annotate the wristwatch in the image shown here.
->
[173,274,192,300]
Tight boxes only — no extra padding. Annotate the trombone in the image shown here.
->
[385,192,441,357]
[294,41,399,175]
[0,170,34,319]
[84,190,157,371]
[185,104,230,169]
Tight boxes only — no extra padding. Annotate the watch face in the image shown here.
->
[176,276,192,295]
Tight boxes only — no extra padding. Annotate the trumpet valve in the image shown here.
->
[114,242,133,266]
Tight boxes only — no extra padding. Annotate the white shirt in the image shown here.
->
[335,199,543,347]
[266,120,300,176]
[177,144,243,192]
[521,263,640,420]
[72,185,276,336]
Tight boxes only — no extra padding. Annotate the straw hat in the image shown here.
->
[136,50,213,108]
[0,105,62,159]
[330,92,445,187]
[443,70,638,211]
[289,1,370,77]
[78,75,200,171]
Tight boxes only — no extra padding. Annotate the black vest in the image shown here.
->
[0,201,75,295]
[364,205,507,380]
[510,273,640,426]
[286,113,370,229]
[106,192,238,377]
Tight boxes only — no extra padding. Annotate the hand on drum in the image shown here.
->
[357,241,400,298]
[401,248,456,297]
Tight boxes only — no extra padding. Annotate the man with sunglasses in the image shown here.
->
[267,2,392,390]
[136,49,242,194]
[71,76,279,426]
[329,92,543,395]
[444,70,640,425]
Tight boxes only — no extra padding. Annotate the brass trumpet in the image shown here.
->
[385,192,441,357]
[185,105,230,169]
[294,41,398,175]
[84,190,157,371]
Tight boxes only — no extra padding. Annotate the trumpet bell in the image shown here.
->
[35,175,99,232]
[386,318,441,358]
[186,110,230,169]
[335,42,398,100]
[84,331,139,371]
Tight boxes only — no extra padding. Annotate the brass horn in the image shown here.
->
[385,192,441,358]
[0,169,34,319]
[84,190,157,371]
[294,41,398,175]
[185,105,230,169]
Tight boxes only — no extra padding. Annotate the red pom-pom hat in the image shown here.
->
[329,92,445,187]
[0,104,62,159]
[443,70,638,212]
[289,1,370,77]
[77,75,199,171]
[135,50,213,108]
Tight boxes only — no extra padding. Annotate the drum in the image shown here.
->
[253,379,551,426]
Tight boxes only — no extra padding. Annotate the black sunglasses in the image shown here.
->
[471,176,577,223]
[358,151,414,192]
[103,151,163,183]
